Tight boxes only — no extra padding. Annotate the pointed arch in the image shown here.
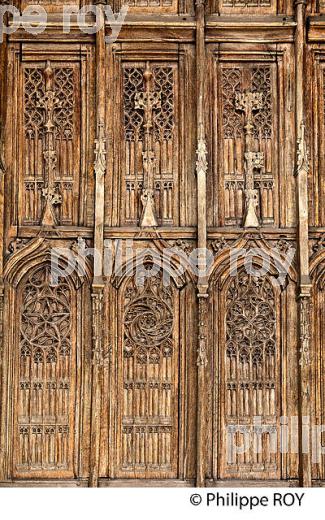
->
[1,240,92,480]
[209,236,297,289]
[3,237,92,289]
[111,244,187,290]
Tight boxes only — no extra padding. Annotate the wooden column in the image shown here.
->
[0,13,7,480]
[295,0,312,488]
[195,0,208,488]
[89,1,107,488]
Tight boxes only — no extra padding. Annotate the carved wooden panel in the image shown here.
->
[116,272,179,478]
[216,60,277,227]
[211,0,276,14]
[311,264,325,480]
[4,44,95,231]
[221,273,279,478]
[209,48,296,229]
[125,0,177,11]
[308,51,325,227]
[121,62,178,227]
[22,62,80,226]
[20,0,86,12]
[109,0,179,13]
[14,267,77,478]
[0,0,322,489]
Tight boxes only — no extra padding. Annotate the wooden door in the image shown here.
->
[13,266,77,479]
[0,0,324,488]
[116,272,180,479]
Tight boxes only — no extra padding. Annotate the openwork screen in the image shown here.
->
[15,267,75,477]
[223,273,278,477]
[118,273,178,477]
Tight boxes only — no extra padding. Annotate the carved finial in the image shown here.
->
[134,63,162,228]
[36,61,64,226]
[235,91,264,228]
[44,60,53,92]
[143,61,152,86]
[196,123,208,177]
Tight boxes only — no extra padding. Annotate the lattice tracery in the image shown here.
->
[120,271,176,474]
[222,0,271,6]
[251,67,272,139]
[54,68,75,140]
[126,0,174,7]
[153,67,174,141]
[23,64,77,225]
[24,68,45,139]
[123,67,145,142]
[24,67,74,140]
[123,66,174,143]
[224,273,278,475]
[222,68,243,139]
[221,64,274,226]
[16,267,74,474]
[123,64,176,226]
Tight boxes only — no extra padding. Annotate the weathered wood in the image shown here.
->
[295,0,312,488]
[0,0,324,488]
[89,1,106,488]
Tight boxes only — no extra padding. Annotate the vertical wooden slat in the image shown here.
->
[295,0,312,488]
[89,1,107,488]
[195,0,208,488]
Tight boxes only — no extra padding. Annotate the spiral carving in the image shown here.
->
[123,276,173,364]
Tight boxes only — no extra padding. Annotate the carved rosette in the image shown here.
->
[124,275,173,364]
[17,266,73,472]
